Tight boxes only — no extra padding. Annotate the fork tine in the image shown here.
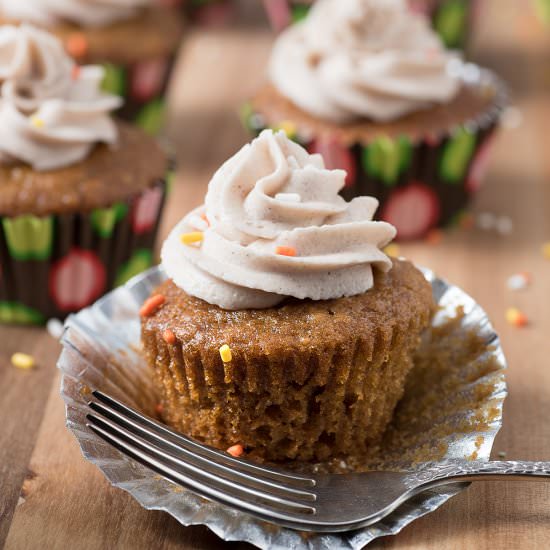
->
[87,414,317,522]
[88,400,316,502]
[91,390,314,487]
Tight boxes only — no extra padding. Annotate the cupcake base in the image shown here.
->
[141,260,434,463]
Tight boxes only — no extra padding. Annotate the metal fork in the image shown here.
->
[86,390,550,533]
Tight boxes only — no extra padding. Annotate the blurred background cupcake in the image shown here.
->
[0,26,170,325]
[263,0,480,50]
[245,0,506,240]
[0,0,185,135]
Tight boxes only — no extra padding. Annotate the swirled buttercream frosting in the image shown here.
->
[162,130,396,310]
[0,25,122,171]
[0,0,150,28]
[269,0,460,123]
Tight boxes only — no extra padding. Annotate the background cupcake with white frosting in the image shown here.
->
[245,0,506,240]
[0,25,170,325]
[263,0,479,51]
[0,0,184,135]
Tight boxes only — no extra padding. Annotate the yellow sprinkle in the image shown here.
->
[542,242,550,259]
[11,352,36,370]
[219,344,232,363]
[180,232,203,246]
[384,243,401,258]
[31,116,45,129]
[505,307,528,327]
[276,120,296,138]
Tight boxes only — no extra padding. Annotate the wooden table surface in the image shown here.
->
[1,1,550,548]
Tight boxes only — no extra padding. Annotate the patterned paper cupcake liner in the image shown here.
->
[95,55,177,136]
[263,0,479,49]
[0,169,173,325]
[243,68,507,241]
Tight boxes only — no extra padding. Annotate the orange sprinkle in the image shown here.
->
[505,307,529,328]
[71,65,81,80]
[200,212,210,227]
[227,444,244,457]
[66,33,88,59]
[139,294,165,317]
[425,228,443,245]
[275,246,297,257]
[163,329,176,344]
[155,403,164,415]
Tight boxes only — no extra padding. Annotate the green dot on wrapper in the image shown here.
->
[136,99,166,136]
[0,301,45,325]
[90,207,117,238]
[433,0,468,49]
[115,249,153,287]
[362,136,412,186]
[101,63,127,97]
[2,215,54,261]
[440,128,477,184]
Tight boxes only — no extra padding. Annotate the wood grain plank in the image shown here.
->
[0,328,61,547]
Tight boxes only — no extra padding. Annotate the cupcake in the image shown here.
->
[0,25,170,325]
[246,0,505,240]
[264,0,478,50]
[0,1,185,135]
[141,130,434,463]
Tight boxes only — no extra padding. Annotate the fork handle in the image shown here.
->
[410,461,550,490]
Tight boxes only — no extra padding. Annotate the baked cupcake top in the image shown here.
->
[0,24,121,170]
[0,0,151,28]
[162,130,396,310]
[269,0,460,123]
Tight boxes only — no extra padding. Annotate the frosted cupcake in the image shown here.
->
[264,0,478,50]
[246,0,505,240]
[141,130,434,463]
[0,26,169,324]
[0,0,184,134]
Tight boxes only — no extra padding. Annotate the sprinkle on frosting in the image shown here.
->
[162,130,397,310]
[181,232,204,246]
[269,0,461,123]
[0,25,122,171]
[0,0,151,28]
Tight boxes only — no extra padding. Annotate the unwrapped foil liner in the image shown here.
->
[58,265,507,549]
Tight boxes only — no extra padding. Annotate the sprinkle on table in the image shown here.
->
[219,344,232,363]
[506,307,529,327]
[384,243,400,258]
[275,245,297,257]
[507,272,531,291]
[139,294,165,317]
[65,32,88,59]
[162,329,176,344]
[11,353,36,370]
[425,228,443,245]
[180,232,204,246]
[226,444,244,458]
[542,242,550,259]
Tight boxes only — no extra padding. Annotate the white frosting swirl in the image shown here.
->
[0,0,150,28]
[162,130,396,310]
[0,25,122,171]
[269,0,460,123]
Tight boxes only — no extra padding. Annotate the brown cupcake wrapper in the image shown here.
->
[243,68,507,240]
[0,162,174,325]
[145,311,429,463]
[263,0,479,49]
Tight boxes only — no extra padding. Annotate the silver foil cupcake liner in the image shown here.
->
[58,265,507,549]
